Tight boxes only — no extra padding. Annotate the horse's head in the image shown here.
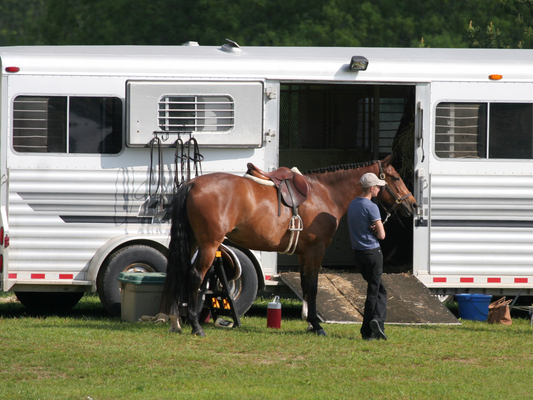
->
[375,155,417,218]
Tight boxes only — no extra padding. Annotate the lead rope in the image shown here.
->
[148,136,164,213]
[173,136,204,192]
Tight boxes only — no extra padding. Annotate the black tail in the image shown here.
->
[160,182,193,314]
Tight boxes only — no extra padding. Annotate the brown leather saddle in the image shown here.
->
[246,163,309,216]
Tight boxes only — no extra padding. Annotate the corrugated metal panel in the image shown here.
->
[7,168,171,277]
[430,174,533,275]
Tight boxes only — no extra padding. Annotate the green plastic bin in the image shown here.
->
[118,272,166,322]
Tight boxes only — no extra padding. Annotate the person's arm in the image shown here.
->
[370,219,386,240]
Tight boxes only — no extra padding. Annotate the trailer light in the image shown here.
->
[4,235,10,248]
[5,66,20,73]
[0,255,3,274]
[349,56,369,71]
[0,227,3,246]
[489,74,503,80]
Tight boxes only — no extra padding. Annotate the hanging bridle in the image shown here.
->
[376,160,413,224]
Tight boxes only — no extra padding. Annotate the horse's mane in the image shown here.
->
[303,160,377,175]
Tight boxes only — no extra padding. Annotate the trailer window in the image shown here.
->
[13,96,122,154]
[435,102,533,159]
[435,103,487,158]
[158,95,234,133]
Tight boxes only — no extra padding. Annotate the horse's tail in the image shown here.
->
[160,182,193,314]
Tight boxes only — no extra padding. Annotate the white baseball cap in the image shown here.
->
[359,172,386,188]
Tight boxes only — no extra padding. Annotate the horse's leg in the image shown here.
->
[299,251,327,336]
[169,301,182,333]
[187,245,218,336]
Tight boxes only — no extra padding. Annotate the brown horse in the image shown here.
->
[161,154,417,336]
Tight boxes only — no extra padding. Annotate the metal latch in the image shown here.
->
[265,129,276,142]
[265,87,277,100]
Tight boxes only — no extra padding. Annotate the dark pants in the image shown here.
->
[354,247,387,338]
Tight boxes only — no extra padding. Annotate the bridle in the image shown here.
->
[376,160,413,224]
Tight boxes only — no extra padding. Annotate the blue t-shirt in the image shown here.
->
[347,197,381,250]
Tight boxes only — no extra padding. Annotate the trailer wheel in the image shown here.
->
[436,295,454,303]
[223,246,258,316]
[97,245,167,317]
[15,291,84,312]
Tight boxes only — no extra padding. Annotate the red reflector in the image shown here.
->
[515,278,528,283]
[5,66,20,73]
[0,255,2,274]
[4,235,10,248]
[433,277,446,283]
[487,277,501,283]
[59,274,74,279]
[8,273,16,279]
[0,227,3,245]
[31,273,45,279]
[460,277,474,283]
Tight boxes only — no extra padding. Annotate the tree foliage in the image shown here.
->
[1,0,533,48]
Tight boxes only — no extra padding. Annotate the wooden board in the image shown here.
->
[280,272,460,325]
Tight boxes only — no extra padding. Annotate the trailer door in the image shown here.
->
[418,81,533,290]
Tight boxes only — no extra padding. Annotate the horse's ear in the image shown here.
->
[382,153,395,167]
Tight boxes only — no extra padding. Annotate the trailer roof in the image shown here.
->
[1,44,533,83]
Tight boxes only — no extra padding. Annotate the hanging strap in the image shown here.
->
[149,136,164,212]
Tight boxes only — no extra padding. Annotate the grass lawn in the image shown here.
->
[0,294,532,399]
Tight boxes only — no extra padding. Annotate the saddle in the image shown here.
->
[246,163,309,216]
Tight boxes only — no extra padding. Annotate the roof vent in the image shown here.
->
[220,38,242,54]
[181,41,199,46]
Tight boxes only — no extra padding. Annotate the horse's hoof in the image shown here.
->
[192,329,206,337]
[169,326,182,334]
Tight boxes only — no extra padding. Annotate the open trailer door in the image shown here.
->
[417,81,533,293]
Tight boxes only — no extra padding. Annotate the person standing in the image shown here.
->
[347,172,388,341]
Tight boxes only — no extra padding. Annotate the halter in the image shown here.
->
[376,160,413,224]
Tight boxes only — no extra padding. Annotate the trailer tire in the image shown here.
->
[97,245,167,317]
[15,291,84,313]
[224,246,258,316]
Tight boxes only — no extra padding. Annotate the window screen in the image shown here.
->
[158,95,234,133]
[435,103,487,158]
[13,96,123,154]
[435,102,533,159]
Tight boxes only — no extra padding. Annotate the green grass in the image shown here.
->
[1,294,532,399]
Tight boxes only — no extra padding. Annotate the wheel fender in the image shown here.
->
[86,234,170,291]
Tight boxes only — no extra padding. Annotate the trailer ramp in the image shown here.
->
[280,271,460,325]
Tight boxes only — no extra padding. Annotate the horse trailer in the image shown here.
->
[1,42,533,315]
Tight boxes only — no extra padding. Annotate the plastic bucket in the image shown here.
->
[455,294,492,321]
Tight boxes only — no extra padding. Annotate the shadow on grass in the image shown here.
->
[0,293,116,320]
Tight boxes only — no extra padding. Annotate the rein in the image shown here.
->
[376,160,412,224]
[174,136,204,192]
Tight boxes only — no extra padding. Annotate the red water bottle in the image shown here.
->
[267,296,282,328]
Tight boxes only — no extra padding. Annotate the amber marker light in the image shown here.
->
[489,74,503,80]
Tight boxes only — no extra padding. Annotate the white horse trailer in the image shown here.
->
[2,43,533,315]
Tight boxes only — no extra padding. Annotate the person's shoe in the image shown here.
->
[370,319,387,340]
[362,334,378,341]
